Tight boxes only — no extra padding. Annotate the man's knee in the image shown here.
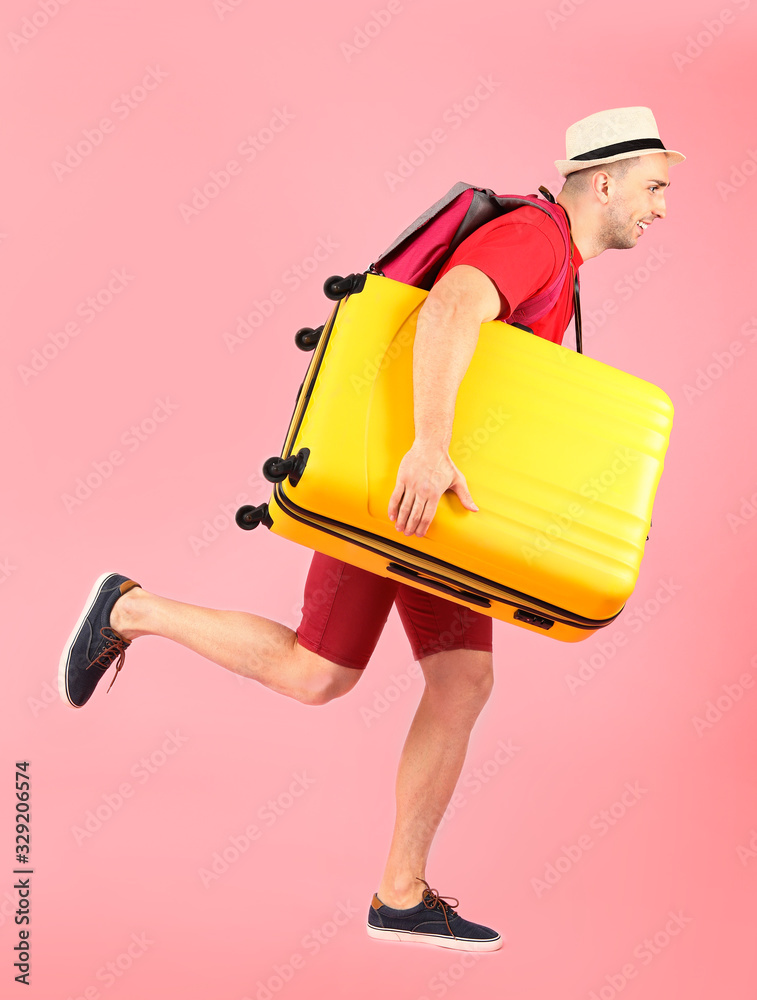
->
[293,646,363,705]
[460,659,494,707]
[422,648,494,709]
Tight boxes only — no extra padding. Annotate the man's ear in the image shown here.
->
[591,170,611,205]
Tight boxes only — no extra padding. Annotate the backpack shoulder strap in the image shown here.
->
[506,192,570,321]
[535,186,582,354]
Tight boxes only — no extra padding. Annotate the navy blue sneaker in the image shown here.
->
[367,880,503,951]
[58,572,141,708]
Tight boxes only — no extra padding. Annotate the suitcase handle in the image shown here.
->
[386,562,492,608]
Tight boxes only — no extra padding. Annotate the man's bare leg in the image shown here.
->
[74,579,499,946]
[111,593,493,895]
[110,584,361,705]
[375,648,494,908]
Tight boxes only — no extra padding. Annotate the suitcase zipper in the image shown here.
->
[271,481,621,631]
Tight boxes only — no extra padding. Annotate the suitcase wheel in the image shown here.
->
[323,273,367,300]
[235,503,270,530]
[262,448,310,486]
[324,275,350,300]
[263,457,287,483]
[294,325,323,351]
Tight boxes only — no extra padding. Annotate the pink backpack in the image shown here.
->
[368,182,582,352]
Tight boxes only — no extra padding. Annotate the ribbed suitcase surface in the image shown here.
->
[264,274,674,642]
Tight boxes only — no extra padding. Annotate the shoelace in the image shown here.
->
[86,627,131,693]
[417,878,460,938]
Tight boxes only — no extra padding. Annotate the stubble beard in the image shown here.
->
[600,197,638,251]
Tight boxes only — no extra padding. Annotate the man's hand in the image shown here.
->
[388,440,479,537]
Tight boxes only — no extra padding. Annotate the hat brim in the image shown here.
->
[555,148,686,177]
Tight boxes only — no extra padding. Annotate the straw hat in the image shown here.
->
[555,106,685,177]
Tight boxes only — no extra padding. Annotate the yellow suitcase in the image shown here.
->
[237,274,674,642]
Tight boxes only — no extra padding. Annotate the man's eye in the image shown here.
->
[650,185,659,193]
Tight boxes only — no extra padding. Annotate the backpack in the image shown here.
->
[368,182,583,353]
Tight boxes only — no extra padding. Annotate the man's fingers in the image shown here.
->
[449,470,479,512]
[414,498,438,538]
[404,496,428,536]
[392,472,477,534]
[393,487,415,533]
[395,492,427,535]
[389,448,462,534]
[399,495,422,534]
[388,483,405,521]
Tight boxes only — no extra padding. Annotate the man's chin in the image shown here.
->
[607,236,639,251]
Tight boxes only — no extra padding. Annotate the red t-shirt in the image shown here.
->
[435,204,583,345]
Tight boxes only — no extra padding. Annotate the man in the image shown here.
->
[59,107,683,952]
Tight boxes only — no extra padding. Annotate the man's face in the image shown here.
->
[601,152,670,250]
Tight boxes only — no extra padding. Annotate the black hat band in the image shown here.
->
[571,137,667,161]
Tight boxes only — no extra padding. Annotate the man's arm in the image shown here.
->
[388,264,503,537]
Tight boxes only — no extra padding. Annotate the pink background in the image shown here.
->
[4,0,757,997]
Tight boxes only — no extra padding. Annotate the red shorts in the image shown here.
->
[295,551,493,670]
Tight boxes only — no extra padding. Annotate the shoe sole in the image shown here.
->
[366,923,503,952]
[58,571,118,708]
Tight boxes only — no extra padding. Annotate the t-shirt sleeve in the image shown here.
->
[441,215,560,321]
